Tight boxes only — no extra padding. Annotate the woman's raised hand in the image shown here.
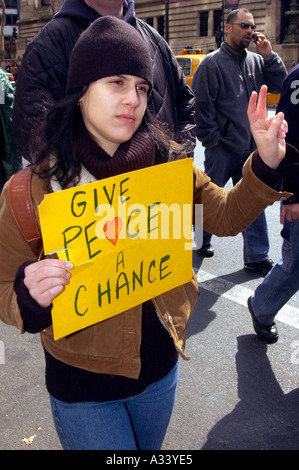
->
[247,85,287,169]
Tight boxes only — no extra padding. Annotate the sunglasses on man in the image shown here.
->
[231,22,256,31]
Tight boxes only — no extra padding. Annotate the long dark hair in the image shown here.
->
[30,87,186,189]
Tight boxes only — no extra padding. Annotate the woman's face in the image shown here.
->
[79,75,150,156]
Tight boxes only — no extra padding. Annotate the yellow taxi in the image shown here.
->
[267,93,280,106]
[175,48,206,87]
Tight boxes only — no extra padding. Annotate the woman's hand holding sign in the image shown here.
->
[24,259,74,308]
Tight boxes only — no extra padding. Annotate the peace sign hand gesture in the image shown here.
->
[247,85,287,169]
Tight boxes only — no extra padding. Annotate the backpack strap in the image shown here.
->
[8,167,43,258]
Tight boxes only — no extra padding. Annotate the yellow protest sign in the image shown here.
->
[38,159,193,340]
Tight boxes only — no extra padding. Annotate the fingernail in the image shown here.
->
[66,262,74,269]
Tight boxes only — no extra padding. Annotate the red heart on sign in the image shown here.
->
[103,217,122,246]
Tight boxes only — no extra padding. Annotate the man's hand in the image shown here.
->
[254,32,272,57]
[248,85,287,169]
[24,259,74,308]
[280,203,299,223]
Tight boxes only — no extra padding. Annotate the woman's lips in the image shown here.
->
[117,114,136,124]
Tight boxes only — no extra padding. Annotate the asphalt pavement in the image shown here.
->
[0,112,298,451]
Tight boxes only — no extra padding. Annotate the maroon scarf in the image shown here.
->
[76,125,156,181]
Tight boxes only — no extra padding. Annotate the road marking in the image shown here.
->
[196,269,299,330]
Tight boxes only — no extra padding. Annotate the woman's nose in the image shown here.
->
[124,87,139,106]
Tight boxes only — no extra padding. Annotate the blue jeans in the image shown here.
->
[202,142,269,263]
[50,361,179,450]
[251,216,299,325]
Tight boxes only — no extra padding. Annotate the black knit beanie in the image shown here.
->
[66,16,153,94]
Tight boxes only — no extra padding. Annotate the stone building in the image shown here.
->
[10,0,299,70]
[14,0,63,58]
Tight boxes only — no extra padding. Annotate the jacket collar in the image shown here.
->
[221,41,248,62]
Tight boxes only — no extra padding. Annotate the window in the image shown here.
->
[5,14,18,25]
[214,9,222,34]
[146,17,154,27]
[200,11,208,37]
[4,0,18,8]
[158,15,164,37]
[177,58,192,76]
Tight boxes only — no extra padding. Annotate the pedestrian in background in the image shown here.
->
[248,64,299,343]
[0,16,293,449]
[192,8,287,274]
[12,0,196,162]
[10,62,18,82]
[215,26,223,48]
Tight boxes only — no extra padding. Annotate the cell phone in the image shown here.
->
[252,33,258,43]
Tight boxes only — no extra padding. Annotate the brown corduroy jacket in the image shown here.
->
[0,156,291,379]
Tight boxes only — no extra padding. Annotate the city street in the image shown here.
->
[0,109,298,451]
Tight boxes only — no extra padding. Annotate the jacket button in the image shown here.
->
[168,315,173,323]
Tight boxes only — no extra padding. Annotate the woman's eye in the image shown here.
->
[136,85,148,94]
[111,80,123,86]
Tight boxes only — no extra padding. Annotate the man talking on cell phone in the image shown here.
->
[192,8,286,274]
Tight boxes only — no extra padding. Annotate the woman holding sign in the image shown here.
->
[0,16,295,450]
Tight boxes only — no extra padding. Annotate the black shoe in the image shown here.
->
[247,296,279,343]
[244,258,274,275]
[197,244,214,258]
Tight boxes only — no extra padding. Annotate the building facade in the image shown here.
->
[3,0,299,70]
[2,0,19,43]
[0,0,20,61]
[14,0,62,58]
